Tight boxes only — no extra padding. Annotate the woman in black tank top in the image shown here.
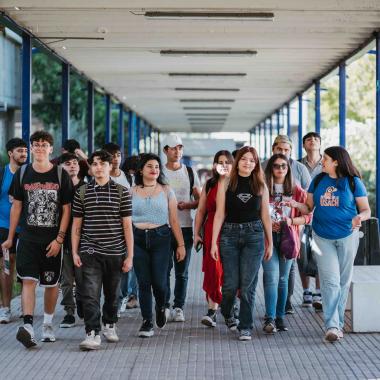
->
[211,146,272,341]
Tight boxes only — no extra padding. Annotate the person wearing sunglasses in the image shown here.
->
[263,154,311,333]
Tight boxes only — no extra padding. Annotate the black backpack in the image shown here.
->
[185,165,194,197]
[0,166,4,190]
[312,172,356,195]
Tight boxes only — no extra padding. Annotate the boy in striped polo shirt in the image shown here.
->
[71,150,133,350]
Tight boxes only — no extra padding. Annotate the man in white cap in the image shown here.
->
[162,135,201,322]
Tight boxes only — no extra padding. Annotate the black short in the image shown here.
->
[16,239,63,287]
[0,227,18,256]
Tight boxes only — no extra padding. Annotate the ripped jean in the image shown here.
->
[262,233,293,319]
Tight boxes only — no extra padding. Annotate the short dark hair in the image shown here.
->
[63,139,80,153]
[102,142,121,155]
[88,150,112,165]
[134,153,167,187]
[302,132,321,145]
[122,155,139,172]
[58,152,79,165]
[6,138,27,152]
[30,130,54,146]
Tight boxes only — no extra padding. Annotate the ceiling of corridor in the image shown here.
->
[1,0,380,133]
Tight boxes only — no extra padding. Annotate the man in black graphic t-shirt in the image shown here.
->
[2,131,73,349]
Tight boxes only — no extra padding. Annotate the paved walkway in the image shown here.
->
[1,252,380,380]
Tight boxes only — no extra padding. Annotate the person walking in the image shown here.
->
[2,131,73,348]
[71,150,134,350]
[162,135,201,322]
[291,146,370,342]
[193,150,233,327]
[262,154,311,333]
[211,146,272,341]
[131,153,185,337]
[0,138,28,323]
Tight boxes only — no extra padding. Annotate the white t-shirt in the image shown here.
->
[162,165,200,228]
[111,171,130,189]
[269,183,292,222]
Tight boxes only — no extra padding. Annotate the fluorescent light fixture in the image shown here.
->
[180,99,235,102]
[169,73,246,77]
[185,113,229,116]
[145,11,274,21]
[188,118,227,122]
[175,88,240,92]
[161,50,257,57]
[183,107,232,110]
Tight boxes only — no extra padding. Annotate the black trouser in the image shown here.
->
[81,252,123,334]
[287,260,296,303]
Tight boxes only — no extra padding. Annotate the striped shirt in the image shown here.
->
[72,180,132,256]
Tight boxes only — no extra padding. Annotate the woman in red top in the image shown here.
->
[194,150,233,327]
[263,154,311,333]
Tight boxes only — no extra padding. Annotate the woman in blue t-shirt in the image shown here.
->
[291,146,371,343]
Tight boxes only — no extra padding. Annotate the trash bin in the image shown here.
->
[355,217,380,265]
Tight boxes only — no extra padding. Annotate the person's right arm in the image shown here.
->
[290,192,314,214]
[210,179,226,261]
[71,217,83,267]
[1,200,22,250]
[193,185,207,248]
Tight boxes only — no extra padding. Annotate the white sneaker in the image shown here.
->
[119,297,128,313]
[165,308,172,322]
[80,330,101,350]
[173,307,185,322]
[41,323,56,342]
[0,307,11,324]
[102,324,119,342]
[323,327,340,343]
[16,324,37,348]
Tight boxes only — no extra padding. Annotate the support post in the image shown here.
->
[22,33,32,160]
[105,94,111,143]
[315,80,321,135]
[61,62,70,145]
[128,111,135,156]
[287,103,291,137]
[136,117,141,154]
[276,111,280,135]
[298,95,303,159]
[264,121,268,160]
[118,103,124,151]
[87,82,94,154]
[269,116,273,148]
[339,62,346,147]
[376,33,380,218]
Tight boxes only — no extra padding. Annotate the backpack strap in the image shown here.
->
[57,164,62,187]
[19,163,31,186]
[348,176,356,194]
[311,172,326,192]
[79,184,88,205]
[0,166,4,190]
[186,165,194,198]
[115,183,124,205]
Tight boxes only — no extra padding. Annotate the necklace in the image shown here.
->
[141,183,157,199]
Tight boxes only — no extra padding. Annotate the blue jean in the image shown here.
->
[165,227,193,309]
[312,230,359,330]
[118,268,138,306]
[133,225,172,321]
[219,220,264,331]
[262,233,293,319]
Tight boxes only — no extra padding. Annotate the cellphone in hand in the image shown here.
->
[195,241,203,252]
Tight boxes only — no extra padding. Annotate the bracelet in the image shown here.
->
[55,238,63,245]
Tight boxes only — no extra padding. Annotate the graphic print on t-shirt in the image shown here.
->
[237,193,252,203]
[25,182,59,227]
[320,186,339,207]
[270,191,292,222]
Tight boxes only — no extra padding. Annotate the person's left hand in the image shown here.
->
[46,239,62,257]
[177,201,187,210]
[122,257,133,273]
[352,215,362,230]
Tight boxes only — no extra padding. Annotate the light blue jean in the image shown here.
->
[262,233,293,319]
[312,230,359,330]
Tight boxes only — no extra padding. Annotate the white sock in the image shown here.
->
[315,289,321,294]
[303,288,311,293]
[43,313,54,325]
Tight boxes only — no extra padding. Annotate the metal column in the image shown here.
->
[22,33,32,159]
[376,33,380,218]
[61,62,70,145]
[143,122,148,153]
[264,121,268,160]
[105,94,111,143]
[157,131,161,154]
[339,63,346,147]
[287,103,291,137]
[136,117,141,154]
[118,103,124,151]
[276,111,280,136]
[128,111,135,156]
[87,82,94,154]
[315,80,321,135]
[298,94,303,159]
[269,117,273,149]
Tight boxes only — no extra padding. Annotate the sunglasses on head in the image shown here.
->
[273,163,287,170]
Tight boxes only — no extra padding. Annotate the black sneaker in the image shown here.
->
[16,324,37,348]
[312,293,323,311]
[60,314,76,328]
[263,318,277,334]
[275,317,288,332]
[155,307,167,328]
[138,320,154,338]
[285,300,295,315]
[201,309,217,327]
[225,317,238,331]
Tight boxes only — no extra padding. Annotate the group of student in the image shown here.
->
[0,128,370,350]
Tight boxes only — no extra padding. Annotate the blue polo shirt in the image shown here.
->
[308,175,367,240]
[0,165,15,229]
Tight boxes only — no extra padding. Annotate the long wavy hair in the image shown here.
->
[134,153,168,187]
[228,146,265,195]
[324,146,361,179]
[206,150,234,193]
[265,154,293,197]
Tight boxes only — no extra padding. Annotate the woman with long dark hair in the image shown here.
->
[291,146,371,342]
[211,146,272,341]
[263,154,311,333]
[194,150,233,327]
[131,153,185,338]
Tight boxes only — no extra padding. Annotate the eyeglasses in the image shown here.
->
[32,143,50,149]
[273,163,287,170]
